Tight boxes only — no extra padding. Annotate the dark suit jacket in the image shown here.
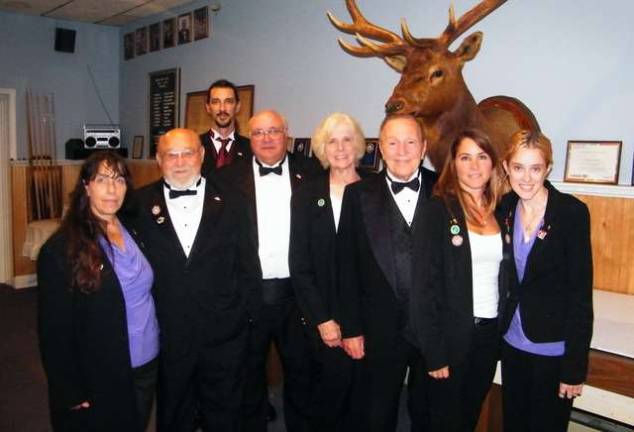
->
[200,131,251,178]
[289,170,368,328]
[336,167,437,348]
[126,176,261,363]
[37,228,145,432]
[410,196,509,371]
[497,181,593,384]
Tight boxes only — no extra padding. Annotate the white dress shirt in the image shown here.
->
[210,129,235,153]
[253,157,292,279]
[163,177,205,257]
[330,193,343,232]
[385,170,421,226]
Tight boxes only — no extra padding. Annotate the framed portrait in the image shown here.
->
[178,12,192,45]
[149,22,161,52]
[135,27,148,56]
[564,140,622,185]
[132,135,144,159]
[123,32,135,60]
[184,85,254,135]
[162,18,176,49]
[193,7,209,41]
[292,138,311,157]
[360,138,381,171]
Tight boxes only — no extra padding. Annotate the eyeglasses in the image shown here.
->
[250,128,285,140]
[160,149,198,162]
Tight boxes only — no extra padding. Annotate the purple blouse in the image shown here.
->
[100,225,159,368]
[503,201,565,356]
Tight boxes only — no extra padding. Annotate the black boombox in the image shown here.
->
[83,125,121,149]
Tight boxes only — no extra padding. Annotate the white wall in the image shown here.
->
[0,11,120,158]
[120,0,634,183]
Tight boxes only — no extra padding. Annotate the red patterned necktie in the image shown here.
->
[215,137,232,168]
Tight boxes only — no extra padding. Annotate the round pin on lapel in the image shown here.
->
[451,235,463,247]
[505,233,511,244]
[450,224,460,235]
[151,205,161,215]
[317,198,325,207]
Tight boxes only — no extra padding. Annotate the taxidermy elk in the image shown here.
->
[327,0,539,169]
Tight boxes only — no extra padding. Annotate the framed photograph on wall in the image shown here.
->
[162,18,176,49]
[360,138,381,171]
[132,136,144,159]
[292,138,311,157]
[149,23,161,52]
[178,12,192,45]
[193,7,209,41]
[135,27,148,56]
[123,32,135,60]
[184,85,254,136]
[564,140,622,185]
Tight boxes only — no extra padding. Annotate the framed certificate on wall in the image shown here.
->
[564,140,622,185]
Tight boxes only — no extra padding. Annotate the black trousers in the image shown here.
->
[501,342,573,432]
[132,356,158,432]
[346,335,429,432]
[426,320,499,432]
[306,328,353,432]
[157,328,248,432]
[241,291,314,432]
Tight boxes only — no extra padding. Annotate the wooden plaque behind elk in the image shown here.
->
[328,0,540,169]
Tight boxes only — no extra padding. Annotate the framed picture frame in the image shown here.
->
[360,138,381,171]
[135,27,148,56]
[564,140,622,185]
[292,138,311,157]
[184,85,255,136]
[123,32,135,60]
[193,7,209,41]
[178,12,192,45]
[149,22,161,52]
[148,68,180,156]
[132,135,144,159]
[162,18,176,49]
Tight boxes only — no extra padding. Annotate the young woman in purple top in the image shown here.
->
[498,130,593,431]
[37,151,159,432]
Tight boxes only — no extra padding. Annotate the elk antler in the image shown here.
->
[327,0,409,59]
[402,0,507,48]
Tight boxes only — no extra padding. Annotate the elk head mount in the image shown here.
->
[328,0,539,169]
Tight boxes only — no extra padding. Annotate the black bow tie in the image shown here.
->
[164,180,200,199]
[389,177,420,194]
[256,158,284,176]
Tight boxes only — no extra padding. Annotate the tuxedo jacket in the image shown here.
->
[200,131,252,178]
[336,167,437,347]
[37,228,145,431]
[126,176,261,363]
[289,170,370,328]
[497,181,593,384]
[410,196,509,371]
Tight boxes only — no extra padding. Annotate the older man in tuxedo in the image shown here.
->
[200,79,252,177]
[128,128,260,432]
[218,109,320,432]
[337,114,437,432]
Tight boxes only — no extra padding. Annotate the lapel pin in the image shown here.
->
[99,264,104,271]
[450,224,460,235]
[317,198,325,207]
[156,216,165,225]
[505,233,511,244]
[213,196,222,201]
[151,205,161,215]
[237,152,243,157]
[296,173,302,179]
[451,235,463,247]
[537,226,549,240]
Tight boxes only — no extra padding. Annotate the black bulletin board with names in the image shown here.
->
[148,68,180,157]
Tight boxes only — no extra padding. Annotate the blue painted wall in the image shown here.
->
[0,11,119,158]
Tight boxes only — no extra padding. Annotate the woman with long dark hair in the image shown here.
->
[411,129,506,431]
[37,151,158,432]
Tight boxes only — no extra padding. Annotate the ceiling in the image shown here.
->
[0,0,197,26]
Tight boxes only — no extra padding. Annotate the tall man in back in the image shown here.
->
[218,109,318,432]
[200,79,251,177]
[128,128,260,431]
[337,115,437,431]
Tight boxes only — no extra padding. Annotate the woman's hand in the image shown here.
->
[318,320,342,347]
[342,336,365,359]
[559,382,583,399]
[70,401,90,410]
[428,366,450,379]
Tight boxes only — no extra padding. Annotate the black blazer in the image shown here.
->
[336,167,437,347]
[410,196,509,371]
[497,181,593,384]
[126,176,261,363]
[37,229,146,432]
[289,170,370,328]
[200,131,252,178]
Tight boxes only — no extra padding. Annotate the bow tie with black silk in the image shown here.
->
[388,176,420,194]
[164,179,200,199]
[255,158,284,176]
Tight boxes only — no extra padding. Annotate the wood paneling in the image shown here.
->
[575,194,634,294]
[587,350,634,399]
[128,161,161,188]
